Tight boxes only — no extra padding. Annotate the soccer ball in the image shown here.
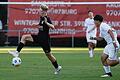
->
[12,57,21,67]
[40,4,49,11]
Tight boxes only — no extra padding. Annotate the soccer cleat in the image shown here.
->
[101,73,112,78]
[119,57,120,60]
[89,54,93,58]
[118,57,120,60]
[118,57,120,64]
[54,66,62,75]
[8,50,19,57]
[89,52,94,58]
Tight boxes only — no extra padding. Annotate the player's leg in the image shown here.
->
[101,43,120,77]
[46,53,62,74]
[106,48,120,66]
[100,43,120,77]
[17,34,33,52]
[101,45,112,78]
[41,42,62,74]
[101,53,112,77]
[8,34,34,57]
[91,43,96,49]
[106,59,119,67]
[88,42,96,58]
[86,32,96,58]
[106,43,120,67]
[101,54,120,77]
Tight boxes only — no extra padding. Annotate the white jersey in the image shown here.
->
[84,18,97,44]
[84,18,96,33]
[100,22,118,44]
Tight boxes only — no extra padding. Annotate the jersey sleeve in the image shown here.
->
[102,24,111,33]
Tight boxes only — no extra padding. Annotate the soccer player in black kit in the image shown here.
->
[8,4,62,74]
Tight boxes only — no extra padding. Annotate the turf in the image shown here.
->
[0,47,120,80]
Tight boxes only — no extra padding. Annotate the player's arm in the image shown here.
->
[83,20,87,31]
[44,17,55,29]
[32,23,39,26]
[108,29,118,48]
[108,29,115,41]
[83,25,87,31]
[88,26,95,33]
[83,26,87,31]
[45,22,55,29]
[32,22,41,28]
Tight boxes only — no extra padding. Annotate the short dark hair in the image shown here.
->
[88,10,93,13]
[94,15,103,22]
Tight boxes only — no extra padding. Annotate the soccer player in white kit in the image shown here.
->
[84,10,97,58]
[91,15,120,77]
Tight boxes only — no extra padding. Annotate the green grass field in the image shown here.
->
[0,47,120,80]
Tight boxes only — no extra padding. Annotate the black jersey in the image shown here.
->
[38,16,52,36]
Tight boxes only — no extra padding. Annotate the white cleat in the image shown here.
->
[89,55,93,58]
[8,50,19,57]
[119,57,120,60]
[54,66,62,75]
[118,57,120,63]
[101,74,112,78]
[89,53,94,58]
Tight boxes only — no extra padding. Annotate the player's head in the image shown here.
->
[94,15,103,27]
[88,10,94,18]
[40,4,49,16]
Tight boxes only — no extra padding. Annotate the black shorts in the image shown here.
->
[31,34,51,53]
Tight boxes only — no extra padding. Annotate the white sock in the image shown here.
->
[103,66,111,73]
[89,49,94,57]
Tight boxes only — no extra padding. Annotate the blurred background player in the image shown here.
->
[91,15,120,77]
[0,19,2,30]
[84,10,97,58]
[8,4,62,74]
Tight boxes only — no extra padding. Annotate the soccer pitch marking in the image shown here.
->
[0,47,103,54]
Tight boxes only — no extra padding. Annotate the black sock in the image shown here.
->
[106,72,112,77]
[17,42,24,52]
[52,61,59,69]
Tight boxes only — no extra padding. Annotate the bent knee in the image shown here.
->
[22,35,28,40]
[22,34,33,41]
[22,34,30,39]
[101,54,108,60]
[107,60,119,67]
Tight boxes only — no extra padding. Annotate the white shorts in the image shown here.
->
[103,43,120,60]
[86,32,97,44]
